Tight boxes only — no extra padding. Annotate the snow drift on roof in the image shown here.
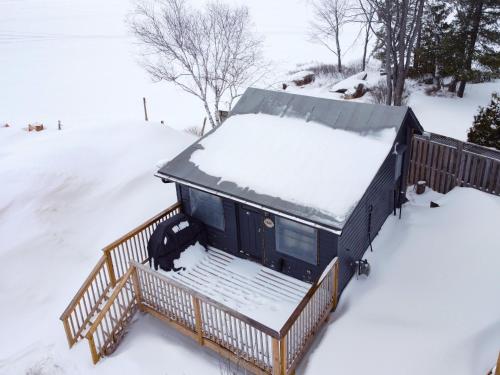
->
[190,113,396,224]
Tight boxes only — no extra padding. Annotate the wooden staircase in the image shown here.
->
[60,203,182,360]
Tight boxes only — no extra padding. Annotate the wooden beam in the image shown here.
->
[272,338,281,375]
[87,334,100,365]
[193,297,204,344]
[494,351,500,375]
[279,336,287,375]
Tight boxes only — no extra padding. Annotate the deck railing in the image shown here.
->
[60,203,182,348]
[103,202,182,280]
[83,257,339,374]
[86,267,139,363]
[62,203,340,374]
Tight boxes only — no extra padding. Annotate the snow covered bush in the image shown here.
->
[370,80,409,105]
[467,92,500,150]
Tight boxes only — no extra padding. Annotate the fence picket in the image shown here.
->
[408,133,500,196]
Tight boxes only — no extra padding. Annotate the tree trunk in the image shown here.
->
[203,100,216,129]
[384,0,393,106]
[362,25,370,71]
[457,0,484,98]
[335,30,342,73]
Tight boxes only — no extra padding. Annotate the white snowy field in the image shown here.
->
[298,187,500,375]
[2,0,498,141]
[1,121,499,374]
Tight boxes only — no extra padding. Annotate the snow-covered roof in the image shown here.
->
[158,88,414,232]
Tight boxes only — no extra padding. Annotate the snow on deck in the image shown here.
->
[190,113,396,224]
[160,244,311,330]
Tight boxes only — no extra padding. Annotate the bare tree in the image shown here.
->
[129,0,263,128]
[311,0,351,73]
[351,0,376,71]
[369,0,425,105]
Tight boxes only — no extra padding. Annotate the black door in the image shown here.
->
[238,206,263,261]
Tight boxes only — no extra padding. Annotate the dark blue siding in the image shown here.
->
[337,122,411,292]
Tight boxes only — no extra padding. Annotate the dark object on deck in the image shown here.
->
[147,213,208,272]
[353,259,370,278]
[430,201,440,208]
[416,180,426,194]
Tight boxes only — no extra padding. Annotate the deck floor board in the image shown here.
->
[159,246,311,329]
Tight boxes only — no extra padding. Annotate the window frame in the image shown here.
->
[275,216,319,265]
[188,188,225,231]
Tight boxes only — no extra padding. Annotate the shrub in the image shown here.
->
[369,80,409,105]
[467,92,500,150]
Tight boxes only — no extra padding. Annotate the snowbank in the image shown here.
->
[191,113,396,224]
[408,80,500,140]
[0,120,195,374]
[298,187,500,375]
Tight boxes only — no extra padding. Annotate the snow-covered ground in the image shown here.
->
[299,187,500,375]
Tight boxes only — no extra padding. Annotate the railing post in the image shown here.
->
[131,266,143,312]
[104,250,117,287]
[62,317,75,348]
[193,297,204,345]
[331,260,339,311]
[87,334,100,364]
[280,336,287,375]
[272,338,281,375]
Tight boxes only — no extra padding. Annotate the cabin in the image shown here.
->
[156,88,423,292]
[60,88,423,375]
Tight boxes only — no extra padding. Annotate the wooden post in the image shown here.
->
[495,352,500,375]
[104,251,117,287]
[131,266,143,311]
[88,334,100,364]
[193,297,204,345]
[272,338,281,375]
[143,97,149,122]
[331,261,339,311]
[454,141,464,187]
[279,337,287,375]
[62,317,74,348]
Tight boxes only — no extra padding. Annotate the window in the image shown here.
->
[275,217,318,265]
[188,188,225,231]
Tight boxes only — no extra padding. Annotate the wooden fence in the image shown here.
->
[60,203,182,348]
[83,258,339,375]
[408,133,500,195]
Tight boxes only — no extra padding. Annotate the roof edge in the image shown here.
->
[155,171,343,236]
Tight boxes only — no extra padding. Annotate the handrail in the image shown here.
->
[279,258,339,337]
[60,203,183,349]
[86,267,138,364]
[103,202,183,280]
[103,202,182,253]
[132,261,281,339]
[59,255,112,348]
[59,255,107,320]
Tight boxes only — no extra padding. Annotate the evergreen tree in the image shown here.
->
[467,92,500,150]
[413,0,452,87]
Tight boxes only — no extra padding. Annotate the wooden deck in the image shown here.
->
[60,203,339,374]
[163,247,311,330]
